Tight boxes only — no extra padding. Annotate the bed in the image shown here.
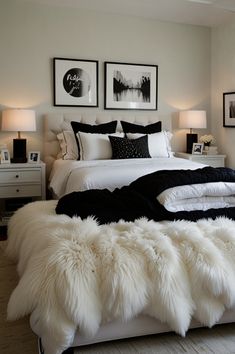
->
[6,113,235,354]
[46,113,205,198]
[49,157,208,198]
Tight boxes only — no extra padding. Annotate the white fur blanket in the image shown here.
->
[6,201,235,354]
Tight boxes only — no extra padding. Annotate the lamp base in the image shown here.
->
[186,133,197,153]
[11,157,27,163]
[13,138,27,163]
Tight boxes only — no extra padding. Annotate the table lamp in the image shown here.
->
[1,109,36,163]
[179,110,207,153]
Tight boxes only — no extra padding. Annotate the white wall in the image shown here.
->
[0,0,211,156]
[211,21,235,168]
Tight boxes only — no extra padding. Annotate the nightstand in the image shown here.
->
[175,152,226,168]
[0,161,46,238]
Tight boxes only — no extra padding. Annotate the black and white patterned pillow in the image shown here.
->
[109,135,151,159]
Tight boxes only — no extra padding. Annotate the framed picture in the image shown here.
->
[28,151,40,163]
[53,57,98,107]
[1,149,10,164]
[223,92,235,127]
[192,143,203,155]
[104,61,158,110]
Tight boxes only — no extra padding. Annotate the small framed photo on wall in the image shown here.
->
[28,151,40,163]
[192,143,203,155]
[1,149,10,164]
[223,92,235,127]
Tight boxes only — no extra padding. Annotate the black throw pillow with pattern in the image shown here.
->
[109,135,151,159]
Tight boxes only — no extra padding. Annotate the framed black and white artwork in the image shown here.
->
[223,92,235,127]
[104,62,158,110]
[53,58,98,107]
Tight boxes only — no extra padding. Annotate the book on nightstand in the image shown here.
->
[203,146,218,155]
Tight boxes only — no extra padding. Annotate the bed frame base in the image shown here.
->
[37,310,235,354]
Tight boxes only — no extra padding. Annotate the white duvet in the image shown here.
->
[6,200,235,354]
[157,182,235,212]
[49,157,205,198]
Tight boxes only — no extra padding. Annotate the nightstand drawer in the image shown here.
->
[0,185,41,198]
[187,156,225,168]
[210,158,225,168]
[0,169,41,185]
[175,152,226,168]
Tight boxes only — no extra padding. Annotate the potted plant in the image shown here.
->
[199,134,216,150]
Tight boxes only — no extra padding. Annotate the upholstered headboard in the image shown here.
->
[44,112,169,179]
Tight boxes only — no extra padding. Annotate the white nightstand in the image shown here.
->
[0,161,46,228]
[175,152,226,168]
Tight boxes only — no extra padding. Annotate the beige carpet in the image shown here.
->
[0,241,38,354]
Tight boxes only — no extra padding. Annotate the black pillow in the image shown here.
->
[120,120,162,134]
[71,121,118,159]
[109,135,151,159]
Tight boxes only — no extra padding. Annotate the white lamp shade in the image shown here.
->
[179,110,207,129]
[1,109,36,132]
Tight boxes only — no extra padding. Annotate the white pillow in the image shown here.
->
[77,132,124,160]
[126,131,173,158]
[57,131,78,160]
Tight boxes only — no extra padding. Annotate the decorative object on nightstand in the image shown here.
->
[199,134,218,154]
[204,146,218,155]
[175,152,226,168]
[179,110,207,153]
[0,149,11,164]
[28,151,40,163]
[1,109,36,163]
[192,143,203,155]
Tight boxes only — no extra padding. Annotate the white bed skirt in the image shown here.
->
[69,310,235,347]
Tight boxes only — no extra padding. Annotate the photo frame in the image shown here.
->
[28,151,40,163]
[1,149,10,164]
[53,57,98,107]
[104,62,158,110]
[192,143,203,155]
[223,92,235,127]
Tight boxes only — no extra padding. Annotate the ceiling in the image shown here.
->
[15,0,235,27]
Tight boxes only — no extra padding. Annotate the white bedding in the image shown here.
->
[49,157,206,198]
[158,182,235,212]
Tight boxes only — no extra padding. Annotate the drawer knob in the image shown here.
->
[16,189,19,192]
[15,175,19,178]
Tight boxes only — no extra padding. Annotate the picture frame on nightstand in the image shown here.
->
[28,151,40,163]
[0,149,11,164]
[192,143,203,155]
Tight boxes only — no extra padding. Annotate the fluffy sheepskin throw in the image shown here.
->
[6,201,235,354]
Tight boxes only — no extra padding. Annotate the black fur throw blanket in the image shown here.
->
[56,167,235,224]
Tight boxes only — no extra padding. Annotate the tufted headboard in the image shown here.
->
[44,112,170,179]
